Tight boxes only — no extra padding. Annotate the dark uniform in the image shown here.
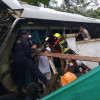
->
[54,38,76,54]
[54,38,86,71]
[13,36,48,94]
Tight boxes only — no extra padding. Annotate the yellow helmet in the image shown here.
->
[53,33,61,39]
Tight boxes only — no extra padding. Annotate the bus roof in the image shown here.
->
[1,0,100,24]
[1,0,23,10]
[21,4,100,24]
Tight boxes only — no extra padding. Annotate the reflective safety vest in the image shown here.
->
[54,38,76,54]
[58,39,70,53]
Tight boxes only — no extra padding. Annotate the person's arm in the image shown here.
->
[86,33,89,38]
[84,29,89,38]
[64,59,71,73]
[64,64,69,73]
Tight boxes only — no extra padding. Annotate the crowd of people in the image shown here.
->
[0,26,90,100]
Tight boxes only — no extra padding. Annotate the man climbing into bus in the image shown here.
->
[13,30,48,95]
[78,26,91,40]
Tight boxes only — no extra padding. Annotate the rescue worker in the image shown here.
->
[53,33,86,73]
[53,33,75,54]
[13,30,48,94]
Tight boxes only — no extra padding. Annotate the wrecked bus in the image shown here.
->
[0,0,100,95]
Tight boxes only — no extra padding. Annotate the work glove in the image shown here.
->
[45,37,50,42]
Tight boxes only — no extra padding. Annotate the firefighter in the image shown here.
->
[53,33,86,73]
[13,30,48,94]
[53,33,75,54]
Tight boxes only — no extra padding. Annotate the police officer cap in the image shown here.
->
[20,30,28,35]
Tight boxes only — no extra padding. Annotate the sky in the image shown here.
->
[88,0,100,9]
[57,0,63,6]
[56,0,100,9]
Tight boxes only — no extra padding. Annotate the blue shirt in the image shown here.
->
[14,37,32,62]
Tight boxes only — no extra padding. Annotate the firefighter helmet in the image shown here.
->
[53,33,61,39]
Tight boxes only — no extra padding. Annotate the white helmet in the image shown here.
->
[45,47,51,52]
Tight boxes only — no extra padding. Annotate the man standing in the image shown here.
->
[79,26,91,40]
[13,30,48,94]
[38,47,51,90]
[38,47,51,81]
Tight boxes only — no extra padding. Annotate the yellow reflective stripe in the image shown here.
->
[59,40,65,45]
[64,47,70,52]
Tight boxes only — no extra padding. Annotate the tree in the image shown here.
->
[49,0,58,7]
[49,0,62,11]
[84,7,100,19]
[90,0,99,6]
[63,0,90,13]
[21,0,50,6]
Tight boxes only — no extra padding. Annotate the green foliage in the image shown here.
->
[84,8,100,19]
[21,0,36,2]
[49,6,62,11]
[62,0,100,19]
[64,0,90,13]
[21,0,50,6]
[49,0,62,11]
[39,0,50,5]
